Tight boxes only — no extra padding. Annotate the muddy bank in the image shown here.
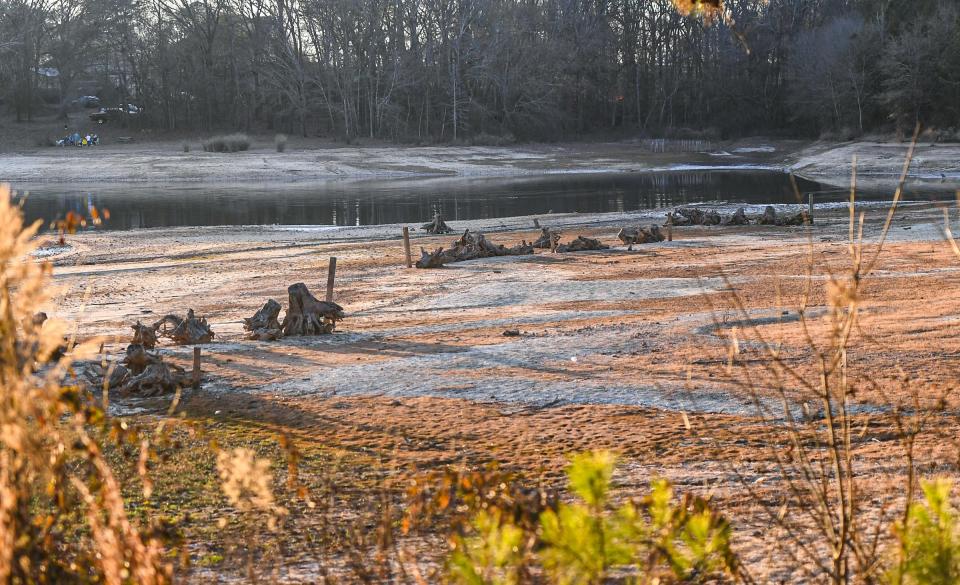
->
[1,139,792,184]
[49,200,960,415]
[790,141,960,191]
[4,138,959,190]
[46,201,960,582]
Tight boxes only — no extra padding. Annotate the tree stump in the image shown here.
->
[668,207,721,226]
[106,343,190,396]
[416,247,452,269]
[555,235,609,253]
[131,320,158,349]
[152,309,215,345]
[724,207,749,226]
[532,227,560,249]
[281,283,345,336]
[617,226,665,250]
[415,230,533,268]
[421,213,453,234]
[759,205,778,225]
[243,299,283,341]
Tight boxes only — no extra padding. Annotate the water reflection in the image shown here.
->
[20,170,852,231]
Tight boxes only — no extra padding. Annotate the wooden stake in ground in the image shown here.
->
[808,193,815,224]
[192,347,201,389]
[325,257,337,302]
[667,214,673,242]
[402,227,412,268]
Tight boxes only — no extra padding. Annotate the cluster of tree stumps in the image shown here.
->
[91,280,344,397]
[413,217,620,269]
[416,229,534,268]
[242,282,345,339]
[666,206,810,227]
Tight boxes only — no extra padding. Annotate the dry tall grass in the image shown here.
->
[0,184,172,584]
[704,126,960,584]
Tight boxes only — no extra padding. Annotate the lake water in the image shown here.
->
[18,170,858,231]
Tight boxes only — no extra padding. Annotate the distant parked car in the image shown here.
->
[72,95,101,108]
[89,104,140,124]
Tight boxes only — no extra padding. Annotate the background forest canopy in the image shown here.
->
[0,0,958,143]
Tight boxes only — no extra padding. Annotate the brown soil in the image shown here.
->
[47,202,960,582]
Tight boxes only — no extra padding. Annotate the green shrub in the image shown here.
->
[202,133,251,153]
[447,451,738,585]
[888,480,960,585]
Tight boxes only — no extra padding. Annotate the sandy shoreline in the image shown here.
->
[3,138,959,190]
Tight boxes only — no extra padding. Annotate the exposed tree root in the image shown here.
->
[725,207,749,226]
[152,309,215,345]
[415,230,534,268]
[532,227,561,249]
[666,206,809,227]
[758,205,808,226]
[96,344,191,396]
[617,226,665,250]
[667,207,722,226]
[243,299,283,341]
[131,321,158,349]
[281,283,345,336]
[555,235,609,253]
[421,213,453,234]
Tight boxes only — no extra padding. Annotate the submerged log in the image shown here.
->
[153,309,215,345]
[415,230,534,268]
[243,299,283,341]
[131,320,158,349]
[281,283,345,336]
[555,235,609,253]
[617,226,665,250]
[421,213,453,234]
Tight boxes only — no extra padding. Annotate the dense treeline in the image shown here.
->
[0,0,957,141]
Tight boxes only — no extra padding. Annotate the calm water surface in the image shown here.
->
[19,170,862,231]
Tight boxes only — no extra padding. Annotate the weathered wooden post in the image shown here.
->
[667,213,673,242]
[402,227,412,268]
[325,257,337,302]
[808,193,815,224]
[192,346,201,389]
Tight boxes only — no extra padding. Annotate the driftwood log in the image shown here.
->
[421,213,453,234]
[617,226,665,250]
[243,299,283,341]
[131,320,158,349]
[415,230,534,268]
[281,283,345,336]
[152,309,215,345]
[555,235,609,253]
